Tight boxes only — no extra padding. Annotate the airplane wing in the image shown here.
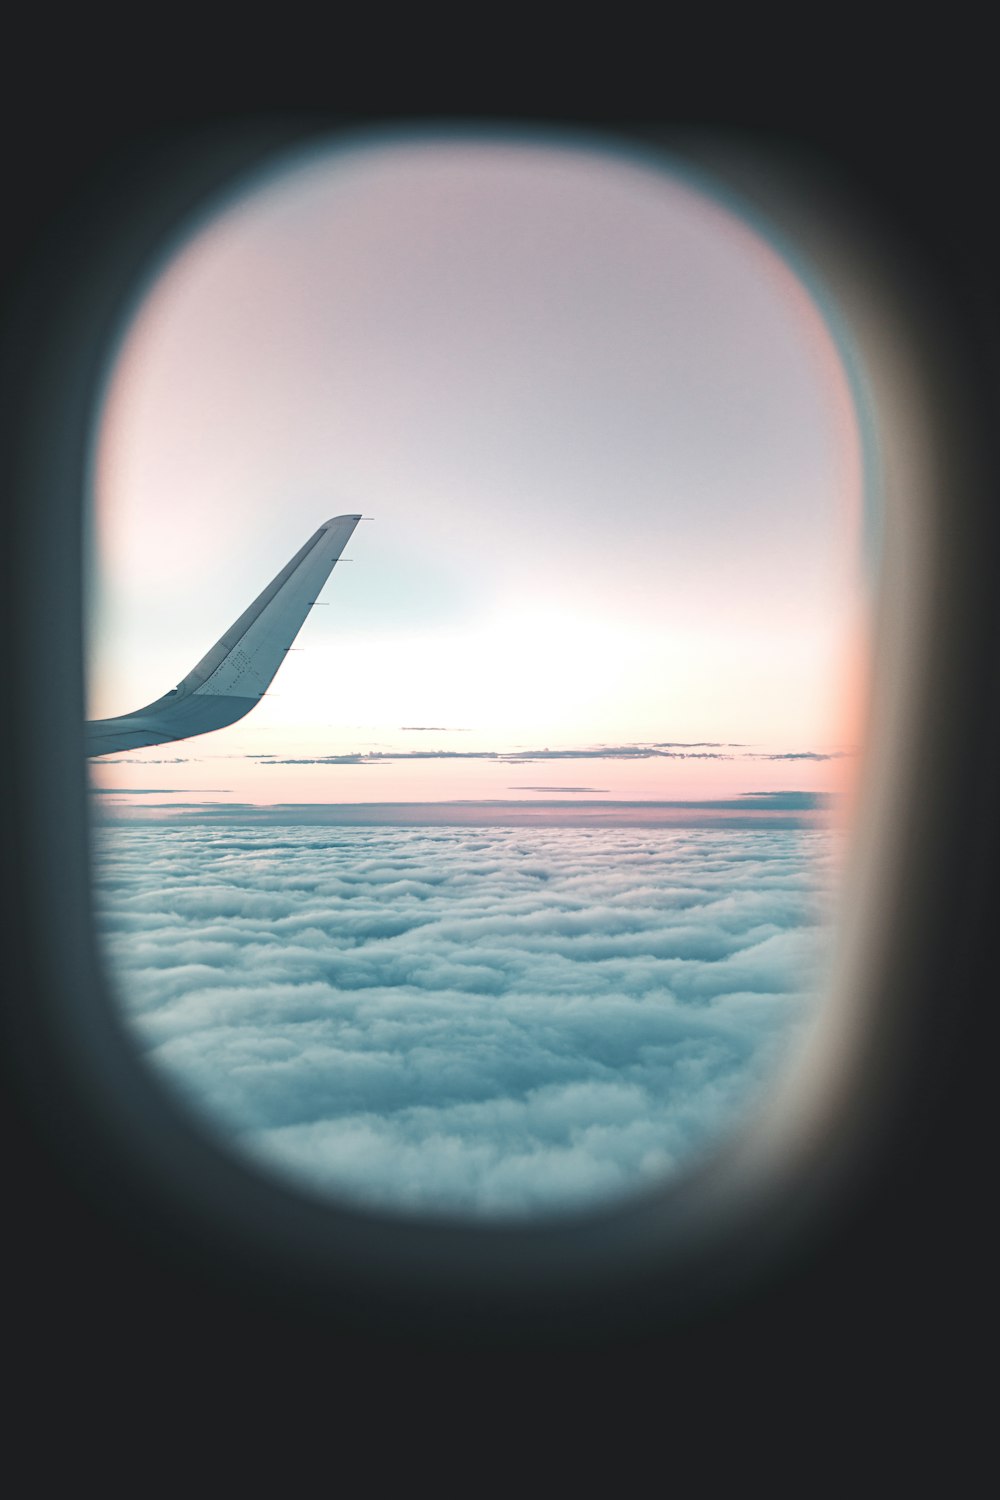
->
[85,514,362,757]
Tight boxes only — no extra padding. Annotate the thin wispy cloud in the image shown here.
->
[94,745,850,774]
[98,757,203,766]
[91,786,233,795]
[245,742,849,768]
[740,791,826,805]
[757,751,848,761]
[248,746,737,767]
[509,787,610,794]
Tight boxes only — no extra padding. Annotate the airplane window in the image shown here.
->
[85,129,873,1220]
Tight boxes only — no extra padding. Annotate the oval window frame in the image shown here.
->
[4,118,991,1342]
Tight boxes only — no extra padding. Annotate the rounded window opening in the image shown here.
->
[86,129,873,1221]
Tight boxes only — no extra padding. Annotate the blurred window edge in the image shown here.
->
[3,120,990,1340]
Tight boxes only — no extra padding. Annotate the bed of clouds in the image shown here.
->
[91,824,837,1218]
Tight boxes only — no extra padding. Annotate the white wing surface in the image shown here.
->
[86,515,361,757]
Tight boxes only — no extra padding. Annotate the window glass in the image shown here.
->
[88,131,870,1218]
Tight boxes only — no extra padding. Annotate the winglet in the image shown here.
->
[86,514,362,757]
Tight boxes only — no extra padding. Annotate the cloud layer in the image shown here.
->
[92,824,837,1217]
[245,741,849,767]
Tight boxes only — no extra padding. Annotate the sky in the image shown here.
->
[94,822,837,1217]
[86,127,869,814]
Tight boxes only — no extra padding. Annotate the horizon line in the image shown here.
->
[91,792,839,829]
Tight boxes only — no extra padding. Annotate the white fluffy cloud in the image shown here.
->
[92,824,837,1217]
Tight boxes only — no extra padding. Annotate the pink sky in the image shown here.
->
[87,129,869,810]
